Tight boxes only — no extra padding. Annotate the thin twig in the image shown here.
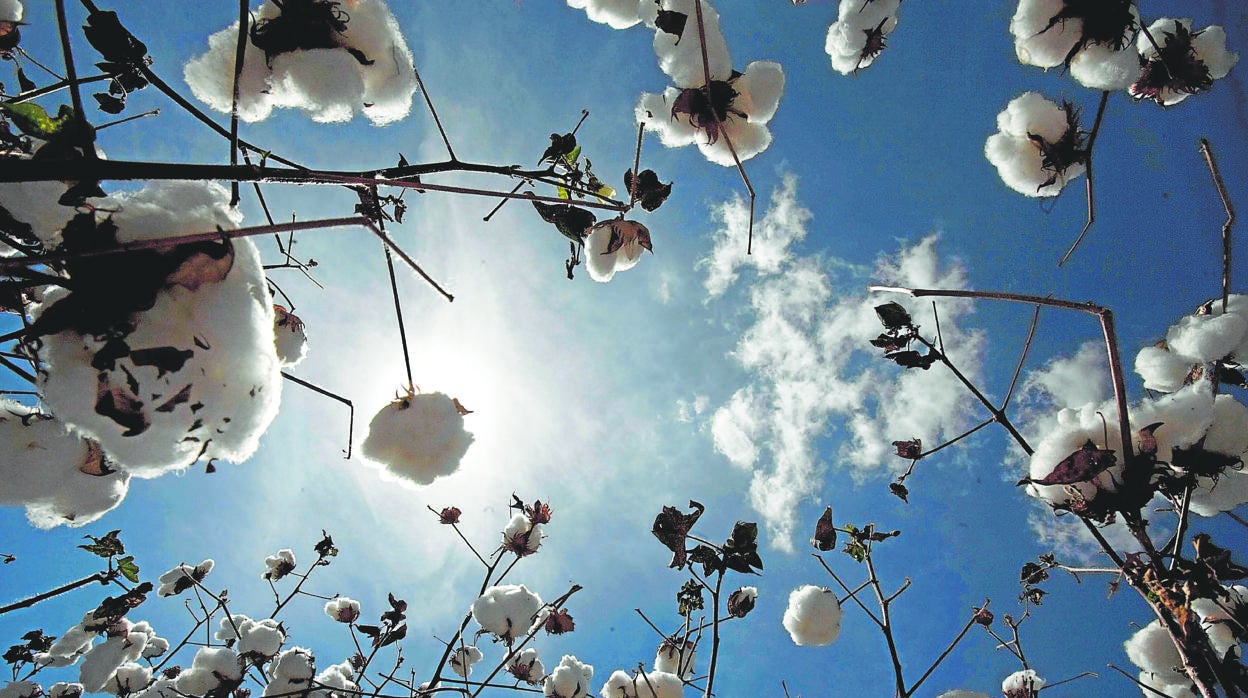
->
[281,372,354,459]
[1107,664,1172,698]
[93,109,160,132]
[1060,90,1110,267]
[53,0,94,156]
[412,65,456,161]
[229,0,249,206]
[813,555,882,627]
[905,605,984,697]
[1001,305,1042,410]
[1199,139,1235,313]
[0,571,109,616]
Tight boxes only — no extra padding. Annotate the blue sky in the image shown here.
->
[3,1,1248,696]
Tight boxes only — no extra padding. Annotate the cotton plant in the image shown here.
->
[984,92,1087,197]
[263,549,297,581]
[1130,18,1238,106]
[583,219,652,283]
[31,181,282,478]
[506,647,545,685]
[825,0,901,75]
[1000,669,1045,698]
[1010,0,1142,90]
[359,389,474,486]
[652,639,695,679]
[156,560,214,597]
[1135,295,1248,394]
[448,645,483,678]
[184,0,418,124]
[1125,587,1247,697]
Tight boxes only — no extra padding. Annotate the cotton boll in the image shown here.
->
[0,181,76,252]
[263,648,316,697]
[105,663,151,696]
[653,639,695,679]
[47,684,82,698]
[824,0,900,75]
[985,92,1085,197]
[0,401,131,529]
[1187,395,1248,516]
[311,662,357,698]
[79,624,149,693]
[325,597,362,624]
[600,670,682,698]
[38,183,281,476]
[1132,19,1239,106]
[636,89,700,149]
[1001,669,1045,697]
[472,584,543,644]
[1194,26,1239,80]
[507,648,545,685]
[236,618,286,660]
[157,560,214,597]
[1010,0,1080,68]
[697,117,772,167]
[585,220,651,283]
[214,614,251,642]
[0,683,42,698]
[263,548,298,581]
[449,646,484,679]
[274,307,308,367]
[782,585,842,646]
[502,513,544,556]
[1134,345,1194,393]
[728,60,785,125]
[183,0,416,125]
[129,676,175,698]
[1070,42,1140,90]
[0,0,23,22]
[360,390,474,486]
[652,0,731,88]
[177,648,243,697]
[544,655,594,698]
[1168,312,1247,364]
[567,0,647,29]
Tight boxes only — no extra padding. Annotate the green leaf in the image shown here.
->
[79,530,125,558]
[562,145,582,167]
[116,555,141,583]
[557,186,571,200]
[0,103,76,140]
[595,184,616,200]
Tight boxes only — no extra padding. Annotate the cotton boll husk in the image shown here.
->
[1070,42,1140,90]
[0,0,23,22]
[359,391,474,486]
[38,232,281,476]
[471,584,543,642]
[567,0,646,29]
[636,89,700,148]
[1010,0,1079,68]
[544,655,593,698]
[0,400,131,529]
[508,648,544,684]
[782,585,842,646]
[652,0,731,87]
[1134,19,1228,106]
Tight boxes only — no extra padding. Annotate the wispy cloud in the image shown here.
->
[702,178,983,550]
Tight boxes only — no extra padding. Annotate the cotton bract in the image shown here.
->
[184,0,417,124]
[782,585,842,646]
[360,390,473,486]
[472,584,543,644]
[544,655,594,698]
[984,92,1085,197]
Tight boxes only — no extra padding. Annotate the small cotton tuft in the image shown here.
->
[782,585,842,646]
[360,390,474,486]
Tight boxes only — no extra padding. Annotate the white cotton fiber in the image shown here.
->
[472,584,543,644]
[782,585,842,646]
[567,0,647,29]
[0,400,131,528]
[359,390,473,486]
[544,655,594,698]
[985,92,1085,197]
[184,0,417,125]
[37,184,281,477]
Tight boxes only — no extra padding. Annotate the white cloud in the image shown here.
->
[1020,340,1110,411]
[703,179,981,549]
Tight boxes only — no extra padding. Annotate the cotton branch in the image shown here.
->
[1059,90,1111,267]
[1200,138,1235,313]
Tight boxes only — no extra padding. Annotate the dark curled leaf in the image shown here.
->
[3,644,33,665]
[1019,561,1049,586]
[15,67,35,94]
[869,333,907,352]
[94,93,126,115]
[79,530,125,558]
[92,582,153,623]
[1021,439,1116,487]
[1216,364,1248,388]
[811,506,836,551]
[539,133,577,166]
[889,482,909,502]
[1193,533,1248,581]
[1171,443,1243,478]
[436,506,461,524]
[861,524,900,542]
[355,625,381,639]
[381,593,407,625]
[722,520,763,574]
[651,500,705,570]
[892,439,921,459]
[1021,587,1047,605]
[886,349,938,370]
[543,608,575,635]
[874,302,913,330]
[655,10,687,41]
[314,530,338,557]
[676,579,703,617]
[532,200,597,243]
[91,339,131,372]
[249,0,363,67]
[82,11,148,64]
[688,545,722,577]
[624,168,673,212]
[376,623,406,648]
